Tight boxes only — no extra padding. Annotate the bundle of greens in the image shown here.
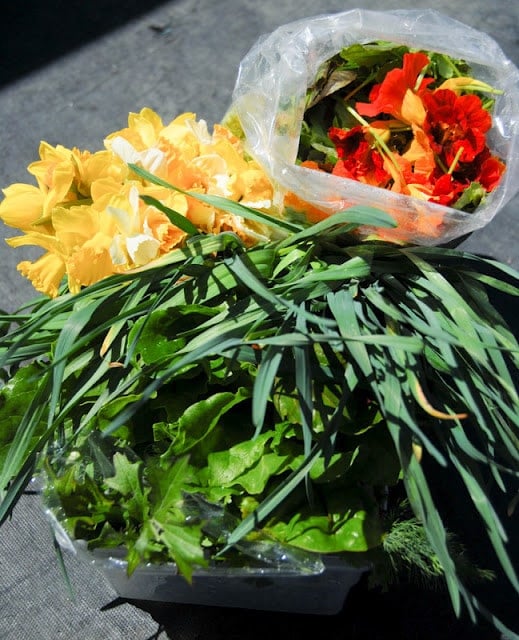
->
[0,162,518,637]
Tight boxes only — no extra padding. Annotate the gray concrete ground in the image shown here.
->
[0,1,518,638]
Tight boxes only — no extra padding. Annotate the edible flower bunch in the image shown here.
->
[299,44,505,212]
[1,10,519,639]
[0,110,274,297]
[229,9,519,246]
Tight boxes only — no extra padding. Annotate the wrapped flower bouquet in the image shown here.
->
[228,8,519,244]
[0,8,518,638]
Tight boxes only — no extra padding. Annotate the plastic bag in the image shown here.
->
[228,9,519,245]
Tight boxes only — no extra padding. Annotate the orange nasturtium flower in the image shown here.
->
[356,52,432,127]
[0,109,276,297]
[354,52,505,202]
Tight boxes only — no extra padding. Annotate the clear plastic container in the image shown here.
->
[78,543,367,615]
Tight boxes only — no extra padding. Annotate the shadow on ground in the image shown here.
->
[127,576,502,640]
[1,0,170,87]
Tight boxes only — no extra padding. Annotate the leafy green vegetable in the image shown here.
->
[0,195,518,637]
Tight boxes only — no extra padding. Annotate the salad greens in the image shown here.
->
[0,165,518,636]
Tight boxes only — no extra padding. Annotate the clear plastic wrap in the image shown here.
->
[228,9,519,245]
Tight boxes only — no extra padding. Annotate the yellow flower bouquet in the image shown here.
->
[0,111,274,298]
[0,9,518,638]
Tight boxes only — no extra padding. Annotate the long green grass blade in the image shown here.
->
[139,194,200,235]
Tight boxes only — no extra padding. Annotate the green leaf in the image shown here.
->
[452,182,487,212]
[338,42,408,70]
[154,520,207,581]
[147,457,206,579]
[161,388,251,462]
[269,488,383,552]
[206,430,299,494]
[147,456,196,520]
[128,306,221,365]
[139,194,199,235]
[49,296,108,432]
[105,453,149,521]
[0,364,47,470]
[0,368,52,502]
[277,207,396,250]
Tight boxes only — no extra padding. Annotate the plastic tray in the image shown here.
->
[80,545,367,615]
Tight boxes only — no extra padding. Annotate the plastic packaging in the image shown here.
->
[43,483,326,577]
[228,9,519,245]
[74,541,367,614]
[44,495,367,613]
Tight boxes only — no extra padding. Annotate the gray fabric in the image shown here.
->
[2,493,161,639]
[0,1,518,638]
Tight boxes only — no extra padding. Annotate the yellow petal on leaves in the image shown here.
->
[412,442,423,463]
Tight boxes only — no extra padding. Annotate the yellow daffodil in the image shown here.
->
[28,142,78,217]
[53,204,118,292]
[72,148,127,197]
[103,186,171,267]
[106,107,165,151]
[107,108,275,244]
[16,252,66,299]
[1,108,276,296]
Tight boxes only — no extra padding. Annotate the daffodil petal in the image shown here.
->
[17,253,66,298]
[107,205,134,235]
[110,136,164,174]
[67,244,116,288]
[126,234,160,265]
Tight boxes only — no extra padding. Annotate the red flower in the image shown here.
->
[329,126,391,187]
[423,89,491,166]
[459,148,506,192]
[428,173,467,207]
[478,155,506,192]
[302,50,506,223]
[356,52,433,124]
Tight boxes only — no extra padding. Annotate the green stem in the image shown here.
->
[346,106,404,178]
[448,146,464,175]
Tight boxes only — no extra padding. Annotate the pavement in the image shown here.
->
[0,1,518,639]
